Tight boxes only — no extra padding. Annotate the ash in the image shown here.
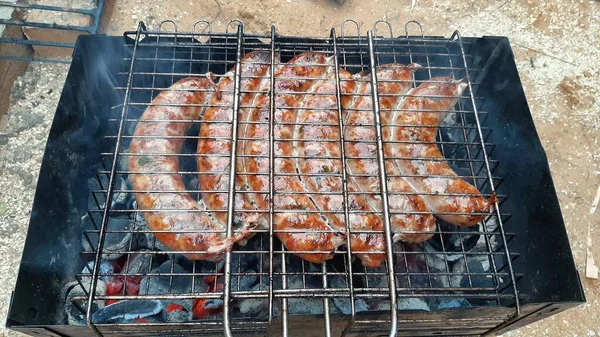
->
[0,62,69,336]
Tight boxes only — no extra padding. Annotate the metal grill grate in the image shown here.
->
[74,19,520,337]
[0,0,106,63]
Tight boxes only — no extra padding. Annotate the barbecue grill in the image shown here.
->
[6,19,585,337]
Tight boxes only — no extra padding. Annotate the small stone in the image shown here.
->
[6,110,44,133]
[531,13,550,31]
[557,76,597,110]
[238,8,255,20]
[583,70,592,78]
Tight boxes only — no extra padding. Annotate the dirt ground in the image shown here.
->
[1,0,599,336]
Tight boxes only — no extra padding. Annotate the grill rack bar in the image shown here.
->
[78,19,522,337]
[331,26,356,319]
[268,23,276,325]
[84,20,146,336]
[222,22,244,337]
[453,30,521,318]
[367,29,398,336]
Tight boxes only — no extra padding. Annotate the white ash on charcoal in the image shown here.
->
[398,298,430,311]
[87,175,134,211]
[228,244,274,317]
[236,299,267,317]
[395,243,435,288]
[436,298,471,310]
[139,261,203,322]
[425,222,484,262]
[92,299,167,324]
[359,263,389,290]
[325,261,431,314]
[229,254,261,292]
[132,203,173,253]
[396,243,454,291]
[81,214,134,260]
[421,218,504,296]
[327,273,369,315]
[286,276,325,316]
[60,278,107,325]
[231,251,327,317]
[115,252,155,295]
[450,256,497,291]
[79,260,115,284]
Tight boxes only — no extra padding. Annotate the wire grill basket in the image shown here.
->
[75,19,520,337]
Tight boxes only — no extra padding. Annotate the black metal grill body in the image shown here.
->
[6,22,584,337]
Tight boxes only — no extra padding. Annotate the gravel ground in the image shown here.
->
[0,1,599,336]
[0,63,69,337]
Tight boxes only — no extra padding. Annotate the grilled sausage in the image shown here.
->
[294,69,356,244]
[129,77,245,261]
[269,52,346,263]
[386,77,494,226]
[237,54,280,240]
[343,65,436,267]
[197,51,275,246]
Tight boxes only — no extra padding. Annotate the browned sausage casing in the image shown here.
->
[129,77,246,261]
[269,52,346,263]
[343,65,436,267]
[386,77,494,226]
[197,51,277,247]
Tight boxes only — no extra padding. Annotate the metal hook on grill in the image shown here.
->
[341,19,360,37]
[373,19,393,38]
[450,30,460,41]
[159,20,178,32]
[226,19,245,34]
[193,20,213,35]
[405,20,424,37]
[136,21,147,32]
[133,21,148,42]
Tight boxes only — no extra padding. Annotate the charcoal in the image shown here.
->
[203,299,224,309]
[328,275,369,314]
[287,276,323,315]
[331,297,369,315]
[87,177,105,210]
[397,298,430,311]
[231,255,259,291]
[288,298,324,315]
[450,256,495,289]
[362,264,389,289]
[86,176,133,211]
[133,203,171,252]
[140,261,206,314]
[236,299,267,317]
[397,243,447,289]
[81,214,133,260]
[167,309,193,323]
[437,298,470,310]
[91,299,166,324]
[123,252,154,275]
[111,176,133,210]
[61,279,106,326]
[81,260,115,283]
[171,255,224,273]
[426,222,482,261]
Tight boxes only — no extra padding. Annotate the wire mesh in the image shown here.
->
[0,0,106,63]
[74,20,520,337]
